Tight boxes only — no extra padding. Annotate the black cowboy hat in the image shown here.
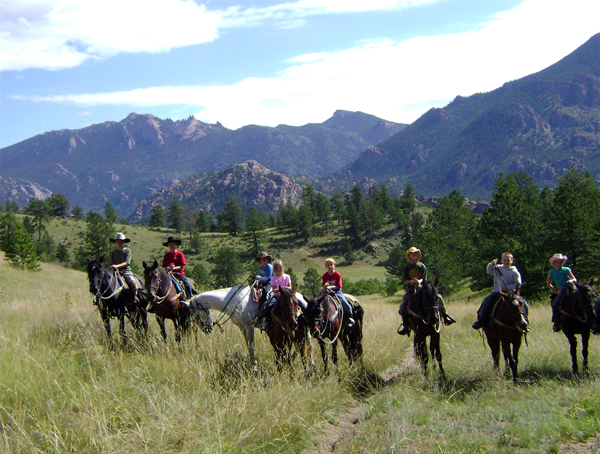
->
[255,251,273,263]
[109,232,131,243]
[162,236,182,247]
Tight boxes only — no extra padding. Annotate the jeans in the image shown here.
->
[551,290,565,320]
[173,273,193,298]
[335,290,353,318]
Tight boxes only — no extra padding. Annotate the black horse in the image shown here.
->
[558,282,595,374]
[86,257,148,344]
[304,290,364,373]
[406,279,445,379]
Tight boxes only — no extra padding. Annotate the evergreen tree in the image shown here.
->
[297,204,314,241]
[195,210,213,232]
[55,243,70,263]
[302,267,322,297]
[343,243,357,264]
[314,193,331,233]
[47,193,70,218]
[4,199,20,213]
[189,229,204,255]
[104,202,119,225]
[545,169,600,279]
[243,207,267,256]
[71,205,84,220]
[278,203,299,235]
[400,184,417,213]
[188,264,212,292]
[74,212,115,269]
[301,184,317,211]
[167,200,185,233]
[415,190,477,295]
[385,245,406,281]
[1,221,40,271]
[23,198,49,241]
[149,204,166,228]
[210,247,245,288]
[217,196,244,236]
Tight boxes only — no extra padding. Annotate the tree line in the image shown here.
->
[2,168,599,300]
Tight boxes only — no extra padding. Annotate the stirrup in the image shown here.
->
[444,315,456,326]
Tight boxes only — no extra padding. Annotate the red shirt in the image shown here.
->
[162,250,187,276]
[322,270,342,289]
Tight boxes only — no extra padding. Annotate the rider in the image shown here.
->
[397,247,455,336]
[547,253,577,333]
[109,232,137,306]
[249,251,274,306]
[259,259,291,331]
[472,252,524,329]
[162,236,195,299]
[322,258,355,328]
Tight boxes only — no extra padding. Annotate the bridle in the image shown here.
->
[492,292,528,332]
[272,290,299,335]
[309,292,344,344]
[408,284,442,333]
[89,263,126,301]
[145,268,172,304]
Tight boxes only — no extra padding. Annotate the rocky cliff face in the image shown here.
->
[0,176,52,205]
[131,160,307,220]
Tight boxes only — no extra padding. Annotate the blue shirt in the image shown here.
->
[256,263,273,285]
[549,266,572,290]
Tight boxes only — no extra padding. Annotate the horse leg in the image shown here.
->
[431,333,445,380]
[174,318,181,343]
[332,339,339,372]
[501,340,517,382]
[119,312,127,346]
[306,331,315,370]
[487,336,500,372]
[157,316,168,341]
[566,333,579,374]
[415,337,428,377]
[101,308,113,346]
[319,339,328,374]
[241,324,257,367]
[581,332,590,375]
[511,338,521,383]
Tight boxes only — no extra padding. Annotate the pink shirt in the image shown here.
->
[271,274,291,294]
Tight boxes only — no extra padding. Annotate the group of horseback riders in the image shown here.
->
[106,232,600,335]
[106,232,196,310]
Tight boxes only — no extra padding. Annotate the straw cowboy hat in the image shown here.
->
[406,247,421,261]
[109,232,130,243]
[549,253,568,266]
[255,251,273,263]
[162,236,182,247]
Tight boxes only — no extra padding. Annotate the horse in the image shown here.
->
[86,257,148,345]
[558,282,595,374]
[304,290,364,373]
[482,286,528,383]
[264,285,310,372]
[189,283,314,367]
[142,260,193,342]
[406,279,445,379]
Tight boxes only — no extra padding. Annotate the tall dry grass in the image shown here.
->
[1,260,599,453]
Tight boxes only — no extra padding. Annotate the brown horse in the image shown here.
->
[304,290,363,373]
[143,260,192,342]
[482,286,528,383]
[86,257,148,345]
[264,285,310,372]
[558,282,595,374]
[407,279,445,379]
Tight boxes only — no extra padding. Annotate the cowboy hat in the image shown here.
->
[163,236,182,247]
[110,232,130,243]
[406,247,421,261]
[549,253,568,266]
[255,251,273,263]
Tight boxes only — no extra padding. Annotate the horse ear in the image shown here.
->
[293,284,298,294]
[99,255,104,263]
[87,258,91,264]
[143,261,147,269]
[153,260,158,269]
[434,278,439,287]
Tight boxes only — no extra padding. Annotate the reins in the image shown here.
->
[315,293,344,345]
[91,267,126,300]
[211,281,252,331]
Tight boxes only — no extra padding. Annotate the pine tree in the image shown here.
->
[302,267,322,297]
[0,213,40,271]
[47,193,70,218]
[243,207,267,256]
[217,196,244,236]
[210,247,245,288]
[74,212,115,269]
[149,204,166,228]
[167,201,185,233]
[23,198,49,241]
[71,205,84,220]
[104,202,119,225]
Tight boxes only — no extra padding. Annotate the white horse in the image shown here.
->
[189,285,314,367]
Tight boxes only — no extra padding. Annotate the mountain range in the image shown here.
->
[1,33,599,216]
[0,110,404,215]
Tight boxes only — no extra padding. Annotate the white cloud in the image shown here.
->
[7,0,600,129]
[0,0,222,71]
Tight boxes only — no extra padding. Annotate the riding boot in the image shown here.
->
[443,314,456,326]
[397,314,411,336]
[471,315,485,330]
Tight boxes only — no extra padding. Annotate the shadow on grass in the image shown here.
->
[207,351,272,394]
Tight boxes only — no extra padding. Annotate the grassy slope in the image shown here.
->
[1,253,599,453]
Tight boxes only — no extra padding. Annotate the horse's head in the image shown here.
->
[566,281,595,324]
[277,285,300,332]
[420,279,441,327]
[143,260,162,303]
[498,285,528,332]
[303,295,324,337]
[86,256,106,296]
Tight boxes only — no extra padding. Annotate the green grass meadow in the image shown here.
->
[1,252,600,453]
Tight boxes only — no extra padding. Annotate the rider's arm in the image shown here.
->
[547,273,559,294]
[567,270,577,283]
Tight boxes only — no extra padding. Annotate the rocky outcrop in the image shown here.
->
[0,176,52,206]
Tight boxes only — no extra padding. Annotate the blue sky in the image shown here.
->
[1,0,599,149]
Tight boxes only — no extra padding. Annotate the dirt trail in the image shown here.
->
[301,347,416,454]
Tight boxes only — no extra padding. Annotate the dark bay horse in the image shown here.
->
[304,290,363,373]
[143,260,192,342]
[407,279,445,379]
[558,282,595,374]
[265,285,310,372]
[86,257,148,344]
[482,286,528,383]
